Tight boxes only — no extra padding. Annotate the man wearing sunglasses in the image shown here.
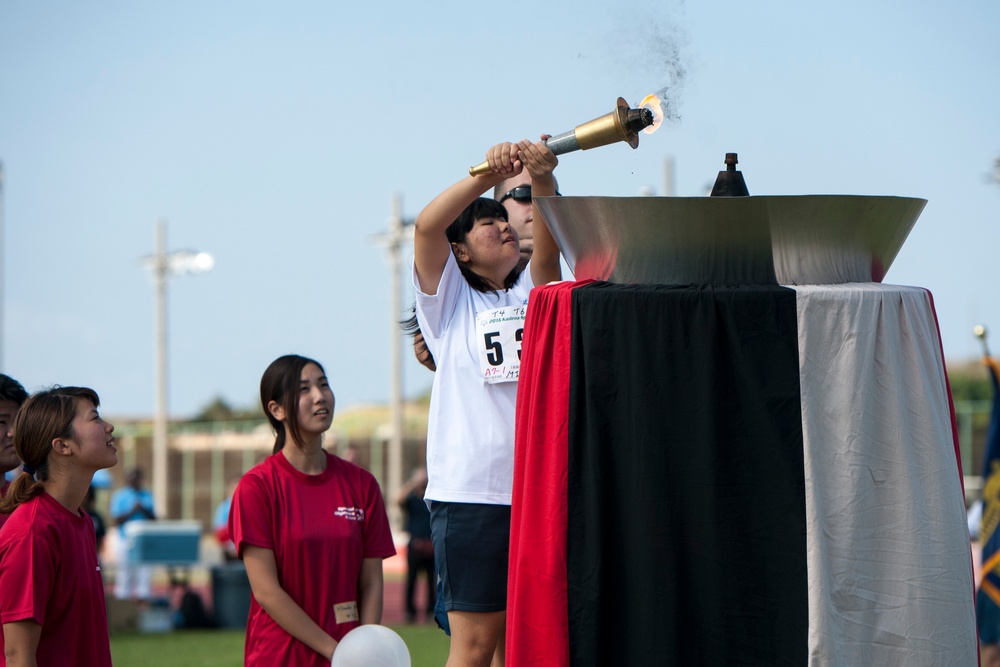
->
[493,173,560,274]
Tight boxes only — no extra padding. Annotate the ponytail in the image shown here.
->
[272,426,287,456]
[0,466,47,514]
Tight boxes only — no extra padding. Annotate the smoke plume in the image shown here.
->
[607,3,689,123]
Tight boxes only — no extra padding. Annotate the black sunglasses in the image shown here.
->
[498,185,561,203]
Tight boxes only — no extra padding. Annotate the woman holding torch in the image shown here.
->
[412,138,561,667]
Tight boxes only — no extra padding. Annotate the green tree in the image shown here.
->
[190,396,264,423]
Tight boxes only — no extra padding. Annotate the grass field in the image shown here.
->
[110,624,449,666]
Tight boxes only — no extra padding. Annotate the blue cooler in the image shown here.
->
[124,520,201,565]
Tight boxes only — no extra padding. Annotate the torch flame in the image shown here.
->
[639,93,664,135]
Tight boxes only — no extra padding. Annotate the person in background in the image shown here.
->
[341,443,361,466]
[229,354,396,666]
[0,375,29,529]
[0,386,117,666]
[398,466,435,623]
[213,478,241,562]
[110,467,156,601]
[491,165,556,275]
[84,485,107,557]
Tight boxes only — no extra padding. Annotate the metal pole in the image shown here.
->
[153,219,169,518]
[371,195,413,530]
[182,446,195,520]
[386,193,404,530]
[664,156,675,197]
[211,423,225,516]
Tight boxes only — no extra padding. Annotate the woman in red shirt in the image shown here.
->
[0,386,117,667]
[229,355,396,666]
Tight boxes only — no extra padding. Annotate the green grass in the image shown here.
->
[110,624,449,666]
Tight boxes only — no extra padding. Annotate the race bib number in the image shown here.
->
[475,305,527,384]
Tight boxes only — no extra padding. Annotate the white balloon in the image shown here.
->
[331,625,411,667]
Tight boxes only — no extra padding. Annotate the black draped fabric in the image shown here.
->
[566,283,807,666]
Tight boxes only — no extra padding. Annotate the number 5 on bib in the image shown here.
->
[475,305,527,384]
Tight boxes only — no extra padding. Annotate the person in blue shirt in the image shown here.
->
[110,467,156,600]
[213,478,240,561]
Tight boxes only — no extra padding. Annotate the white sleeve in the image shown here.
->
[413,251,464,339]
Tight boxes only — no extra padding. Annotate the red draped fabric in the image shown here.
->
[507,280,586,667]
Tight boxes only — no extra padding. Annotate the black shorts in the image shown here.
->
[430,501,511,614]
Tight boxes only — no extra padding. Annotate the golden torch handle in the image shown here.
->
[469,97,653,176]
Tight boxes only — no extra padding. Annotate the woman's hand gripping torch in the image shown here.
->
[469,96,661,176]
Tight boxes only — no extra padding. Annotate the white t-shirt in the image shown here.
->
[414,251,534,505]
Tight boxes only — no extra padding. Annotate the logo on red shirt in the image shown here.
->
[334,506,365,521]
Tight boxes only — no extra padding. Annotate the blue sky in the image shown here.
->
[1,1,998,417]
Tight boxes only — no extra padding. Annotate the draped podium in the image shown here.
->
[508,280,977,666]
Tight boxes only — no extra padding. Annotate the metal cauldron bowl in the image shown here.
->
[533,195,927,286]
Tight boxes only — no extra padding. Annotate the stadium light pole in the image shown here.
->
[140,219,214,518]
[372,193,414,530]
[664,155,675,197]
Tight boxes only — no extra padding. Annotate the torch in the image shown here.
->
[469,96,661,176]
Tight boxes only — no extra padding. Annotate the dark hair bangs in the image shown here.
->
[445,198,508,244]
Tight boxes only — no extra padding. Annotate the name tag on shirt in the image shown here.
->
[334,601,359,624]
[475,305,527,384]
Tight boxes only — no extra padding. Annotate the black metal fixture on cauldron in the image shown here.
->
[710,153,750,197]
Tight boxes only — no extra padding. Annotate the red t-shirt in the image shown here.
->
[0,492,111,667]
[230,451,396,667]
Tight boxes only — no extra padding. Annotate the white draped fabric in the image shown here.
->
[793,283,977,665]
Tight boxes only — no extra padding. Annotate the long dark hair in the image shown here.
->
[446,197,520,294]
[401,306,420,336]
[260,355,326,455]
[0,386,100,514]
